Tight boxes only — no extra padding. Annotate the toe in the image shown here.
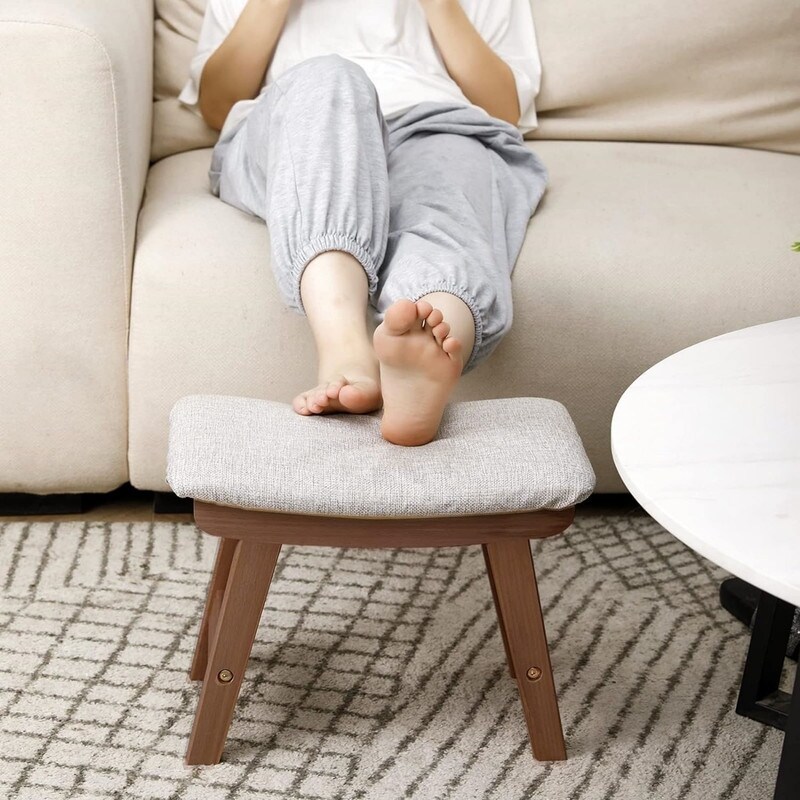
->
[432,321,450,344]
[294,394,311,415]
[442,336,463,360]
[313,387,330,409]
[304,389,323,413]
[384,298,419,334]
[326,377,346,398]
[416,299,433,319]
[425,308,444,329]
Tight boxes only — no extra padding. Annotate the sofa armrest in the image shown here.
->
[0,0,153,493]
[0,0,153,312]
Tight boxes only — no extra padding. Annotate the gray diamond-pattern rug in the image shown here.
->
[0,511,789,799]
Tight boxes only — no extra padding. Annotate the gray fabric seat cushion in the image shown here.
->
[166,394,596,518]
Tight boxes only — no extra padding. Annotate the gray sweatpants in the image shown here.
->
[209,54,548,374]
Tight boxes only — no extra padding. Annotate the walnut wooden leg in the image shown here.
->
[482,543,516,679]
[185,538,281,765]
[189,536,239,682]
[484,538,566,761]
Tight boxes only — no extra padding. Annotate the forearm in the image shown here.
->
[420,0,520,126]
[199,0,293,130]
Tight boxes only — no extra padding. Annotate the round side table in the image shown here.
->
[611,316,800,800]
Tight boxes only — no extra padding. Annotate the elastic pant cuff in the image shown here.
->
[290,231,380,315]
[405,282,486,374]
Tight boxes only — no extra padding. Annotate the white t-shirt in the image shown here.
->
[178,0,542,142]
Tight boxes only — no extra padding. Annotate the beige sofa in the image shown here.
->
[1,0,798,498]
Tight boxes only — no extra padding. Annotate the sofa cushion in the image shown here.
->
[528,0,800,155]
[152,0,800,162]
[153,0,217,162]
[128,139,800,493]
[165,394,597,516]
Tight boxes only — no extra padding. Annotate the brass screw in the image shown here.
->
[218,669,234,683]
[526,666,542,681]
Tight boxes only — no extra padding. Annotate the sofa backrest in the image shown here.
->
[528,0,800,155]
[152,0,800,163]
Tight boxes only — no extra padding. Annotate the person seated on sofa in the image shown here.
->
[178,0,548,446]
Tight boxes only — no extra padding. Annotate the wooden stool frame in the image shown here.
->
[185,498,574,766]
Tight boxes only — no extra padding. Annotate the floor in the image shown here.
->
[0,486,783,799]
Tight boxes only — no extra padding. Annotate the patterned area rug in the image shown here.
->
[0,511,790,799]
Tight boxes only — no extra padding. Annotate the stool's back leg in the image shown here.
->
[484,538,566,761]
[189,537,238,682]
[482,543,516,679]
[185,538,282,766]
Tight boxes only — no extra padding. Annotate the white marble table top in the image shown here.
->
[611,316,800,607]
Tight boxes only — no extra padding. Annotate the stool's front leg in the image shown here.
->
[185,538,281,766]
[189,537,239,682]
[482,543,516,679]
[484,538,566,761]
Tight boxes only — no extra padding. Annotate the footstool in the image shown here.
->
[166,394,596,766]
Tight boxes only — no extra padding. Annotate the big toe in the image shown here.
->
[383,299,421,335]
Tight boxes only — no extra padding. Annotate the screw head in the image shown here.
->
[218,669,234,683]
[526,666,542,681]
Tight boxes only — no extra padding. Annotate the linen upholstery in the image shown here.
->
[152,0,800,161]
[165,394,596,517]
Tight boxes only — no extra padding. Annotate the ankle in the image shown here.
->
[318,343,379,381]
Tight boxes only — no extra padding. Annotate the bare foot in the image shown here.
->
[292,360,383,416]
[373,298,463,446]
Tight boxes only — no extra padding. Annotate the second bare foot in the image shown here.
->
[292,360,382,416]
[373,298,464,446]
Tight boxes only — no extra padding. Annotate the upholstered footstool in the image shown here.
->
[166,394,596,766]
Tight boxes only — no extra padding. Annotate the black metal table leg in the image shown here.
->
[735,589,798,800]
[721,577,800,661]
[775,659,799,800]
